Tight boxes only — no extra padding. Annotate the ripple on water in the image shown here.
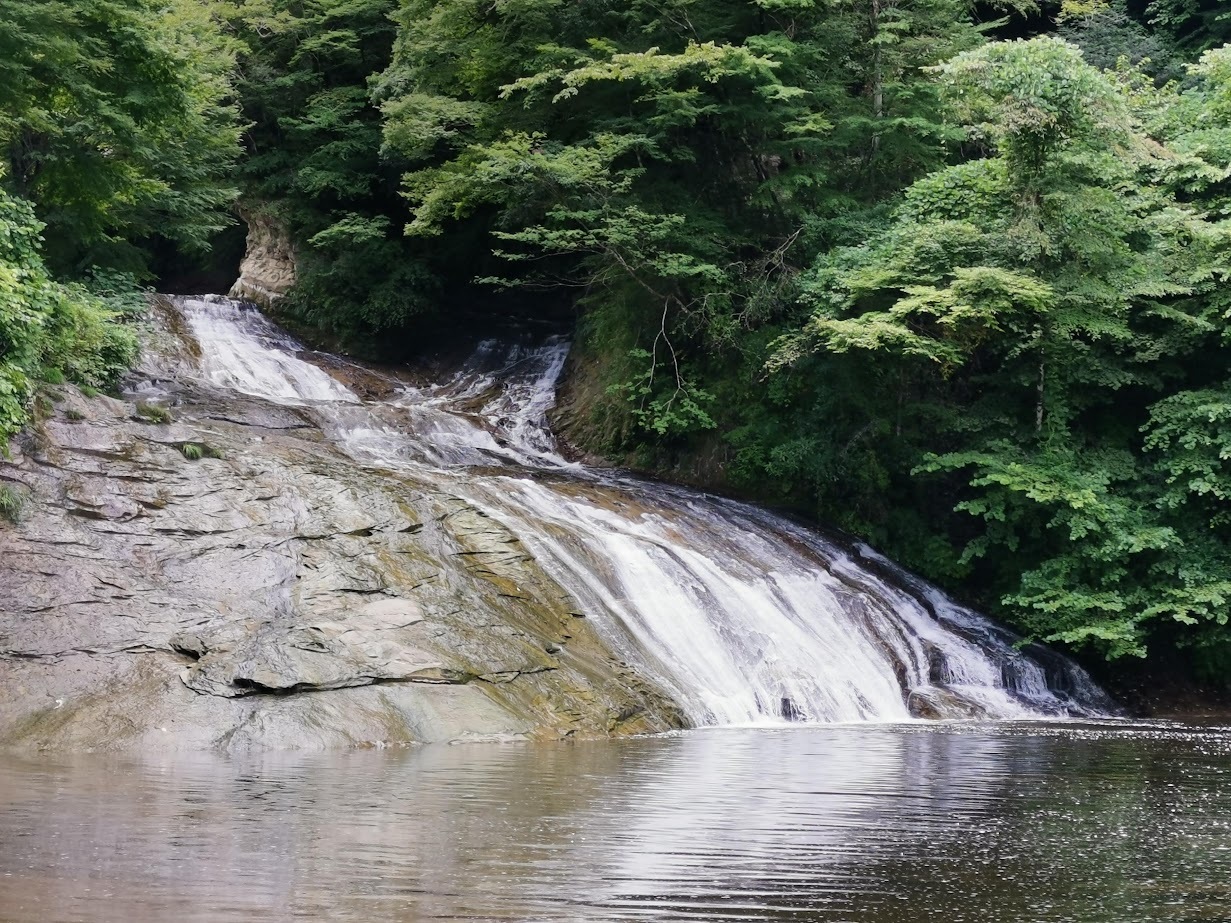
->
[1,723,1229,923]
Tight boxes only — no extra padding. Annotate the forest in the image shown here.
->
[1,0,1229,688]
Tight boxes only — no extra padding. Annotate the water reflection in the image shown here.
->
[2,724,1229,922]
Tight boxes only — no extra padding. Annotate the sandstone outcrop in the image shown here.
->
[228,206,296,307]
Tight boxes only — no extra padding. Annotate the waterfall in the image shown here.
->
[174,296,1112,725]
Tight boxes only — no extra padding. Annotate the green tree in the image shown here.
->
[1058,1,1178,79]
[223,0,437,336]
[0,0,242,275]
[380,0,998,435]
[0,183,137,443]
[776,37,1231,661]
[1146,0,1231,54]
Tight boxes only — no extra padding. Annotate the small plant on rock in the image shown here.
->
[0,484,29,524]
[179,442,221,461]
[135,402,173,424]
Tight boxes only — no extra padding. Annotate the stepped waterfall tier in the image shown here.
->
[0,297,1111,750]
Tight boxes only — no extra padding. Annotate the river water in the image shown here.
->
[2,722,1230,922]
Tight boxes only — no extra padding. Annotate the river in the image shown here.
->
[152,300,1227,921]
[2,297,1227,920]
[2,722,1230,922]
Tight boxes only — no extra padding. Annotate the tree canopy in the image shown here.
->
[2,0,1230,683]
[0,0,241,440]
[0,0,242,274]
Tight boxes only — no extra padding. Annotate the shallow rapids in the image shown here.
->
[174,296,1110,725]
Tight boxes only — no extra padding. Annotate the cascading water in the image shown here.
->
[173,296,1112,725]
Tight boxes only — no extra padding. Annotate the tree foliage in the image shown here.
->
[379,0,998,431]
[0,184,137,443]
[1147,0,1231,54]
[0,0,241,447]
[220,0,438,336]
[0,0,242,275]
[777,37,1231,664]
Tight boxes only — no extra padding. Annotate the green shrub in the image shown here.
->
[135,402,173,424]
[0,483,28,523]
[0,186,139,446]
[179,442,221,461]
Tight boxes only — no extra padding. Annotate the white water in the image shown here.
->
[184,295,359,406]
[172,297,1111,725]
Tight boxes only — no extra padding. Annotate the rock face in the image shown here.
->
[228,206,296,307]
[0,302,681,752]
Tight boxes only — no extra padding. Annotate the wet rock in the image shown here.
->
[180,611,448,697]
[0,302,684,752]
[170,633,208,659]
[780,697,807,721]
[906,687,989,720]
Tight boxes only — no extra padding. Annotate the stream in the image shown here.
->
[2,722,1230,922]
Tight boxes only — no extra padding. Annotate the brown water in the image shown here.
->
[2,723,1230,923]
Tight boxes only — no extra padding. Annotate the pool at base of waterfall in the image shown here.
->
[2,721,1229,923]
